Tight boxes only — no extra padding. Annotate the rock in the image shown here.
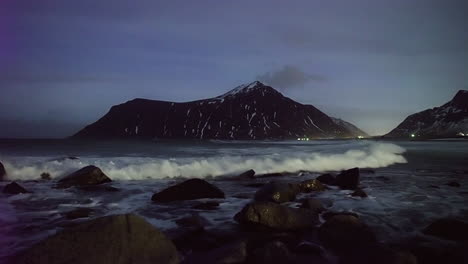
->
[14,214,179,264]
[182,241,247,264]
[152,179,225,202]
[446,181,461,187]
[300,198,326,214]
[254,182,300,203]
[234,201,319,231]
[351,188,368,198]
[316,174,336,185]
[298,179,327,192]
[318,215,376,252]
[176,213,210,229]
[192,201,220,210]
[294,241,327,256]
[251,240,293,263]
[243,183,266,188]
[64,208,94,220]
[336,168,360,190]
[238,169,255,179]
[0,161,6,181]
[423,218,468,241]
[3,182,30,194]
[57,165,111,189]
[40,172,52,180]
[256,172,286,178]
[78,185,120,192]
[322,211,360,221]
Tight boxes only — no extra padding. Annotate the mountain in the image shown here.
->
[385,90,468,138]
[72,81,367,140]
[331,117,369,138]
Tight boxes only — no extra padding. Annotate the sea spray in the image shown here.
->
[2,143,406,180]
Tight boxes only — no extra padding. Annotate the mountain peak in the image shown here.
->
[217,81,280,99]
[450,90,468,109]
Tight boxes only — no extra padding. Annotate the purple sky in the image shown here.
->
[1,0,467,137]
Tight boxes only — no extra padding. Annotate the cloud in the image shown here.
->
[256,65,326,90]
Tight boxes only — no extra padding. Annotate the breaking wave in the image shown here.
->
[2,143,406,180]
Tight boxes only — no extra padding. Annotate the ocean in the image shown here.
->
[1,139,467,260]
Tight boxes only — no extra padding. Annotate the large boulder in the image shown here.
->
[300,198,326,214]
[251,240,293,263]
[316,173,336,185]
[0,161,6,181]
[423,218,468,241]
[152,179,225,202]
[57,166,111,189]
[298,179,327,192]
[318,215,376,252]
[3,181,30,194]
[14,214,179,264]
[238,169,255,179]
[335,168,360,190]
[234,202,319,231]
[254,182,300,203]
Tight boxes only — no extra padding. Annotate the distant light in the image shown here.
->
[411,134,416,138]
[357,136,364,139]
[306,138,310,141]
[297,138,301,141]
[457,132,465,137]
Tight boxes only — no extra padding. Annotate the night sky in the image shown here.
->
[1,0,467,137]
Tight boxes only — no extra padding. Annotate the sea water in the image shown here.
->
[0,139,467,260]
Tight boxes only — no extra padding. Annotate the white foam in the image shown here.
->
[1,143,406,181]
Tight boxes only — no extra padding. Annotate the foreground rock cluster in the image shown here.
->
[2,164,467,264]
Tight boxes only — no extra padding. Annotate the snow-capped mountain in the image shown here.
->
[72,81,367,140]
[385,90,468,138]
[331,117,369,138]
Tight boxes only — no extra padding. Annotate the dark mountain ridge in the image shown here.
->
[73,81,367,140]
[385,90,468,138]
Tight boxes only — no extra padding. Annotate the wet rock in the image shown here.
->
[182,240,247,264]
[316,174,336,185]
[3,181,30,194]
[256,172,286,178]
[40,172,52,180]
[234,201,319,231]
[336,168,360,190]
[57,165,111,189]
[318,215,376,252]
[423,218,468,241]
[254,182,300,203]
[152,179,225,202]
[243,183,266,188]
[238,169,256,179]
[65,208,94,220]
[192,201,220,210]
[294,241,327,257]
[251,240,293,264]
[351,188,368,198]
[176,213,210,229]
[322,211,359,221]
[300,198,326,214]
[14,214,179,264]
[446,181,461,187]
[298,179,327,192]
[0,161,6,181]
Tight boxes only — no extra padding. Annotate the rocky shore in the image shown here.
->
[1,161,467,264]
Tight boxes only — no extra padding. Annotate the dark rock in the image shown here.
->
[429,185,440,189]
[351,188,368,198]
[318,215,376,252]
[3,181,30,194]
[181,240,247,264]
[64,208,94,220]
[254,182,300,203]
[234,201,319,231]
[152,179,225,202]
[360,169,376,174]
[446,181,461,187]
[294,241,327,256]
[336,168,360,190]
[251,240,293,264]
[423,218,468,241]
[0,161,6,181]
[300,198,326,214]
[298,179,327,192]
[238,169,255,179]
[192,201,220,210]
[322,211,360,221]
[256,173,286,178]
[57,165,111,189]
[14,214,179,264]
[316,174,336,185]
[40,172,52,180]
[243,183,266,188]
